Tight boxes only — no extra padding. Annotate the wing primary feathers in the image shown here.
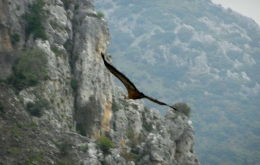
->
[101,52,177,111]
[101,52,138,91]
[144,95,178,111]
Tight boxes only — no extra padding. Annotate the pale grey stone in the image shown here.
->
[0,0,200,164]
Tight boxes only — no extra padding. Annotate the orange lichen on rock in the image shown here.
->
[100,101,112,135]
[0,26,13,52]
[96,37,104,55]
[93,130,100,139]
[120,139,125,147]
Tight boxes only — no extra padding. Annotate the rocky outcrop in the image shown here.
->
[0,0,200,164]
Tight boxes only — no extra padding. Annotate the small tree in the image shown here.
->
[97,11,105,19]
[70,79,78,95]
[23,0,48,40]
[55,140,72,156]
[76,123,86,136]
[26,97,50,117]
[173,102,191,117]
[96,136,113,154]
[11,33,20,45]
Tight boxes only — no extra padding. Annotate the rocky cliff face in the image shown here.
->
[0,0,200,164]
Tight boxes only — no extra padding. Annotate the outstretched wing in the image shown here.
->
[144,95,178,111]
[101,52,177,111]
[101,52,138,92]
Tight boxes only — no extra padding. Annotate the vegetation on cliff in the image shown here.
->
[23,0,48,40]
[7,49,48,92]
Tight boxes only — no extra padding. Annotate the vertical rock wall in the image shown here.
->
[71,0,113,137]
[0,0,200,164]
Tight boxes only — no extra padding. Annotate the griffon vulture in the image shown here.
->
[101,52,177,111]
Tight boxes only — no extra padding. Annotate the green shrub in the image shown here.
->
[7,49,48,92]
[68,52,79,69]
[143,122,152,132]
[54,161,70,165]
[173,102,191,117]
[97,11,105,19]
[26,154,42,164]
[58,141,71,156]
[100,160,107,165]
[82,144,88,153]
[23,0,47,40]
[8,148,20,155]
[111,101,120,112]
[51,45,65,57]
[76,123,86,136]
[49,19,65,31]
[96,136,113,154]
[26,97,50,117]
[29,121,38,130]
[120,149,139,163]
[127,130,140,148]
[54,140,72,157]
[11,33,20,45]
[70,78,78,92]
[113,121,117,131]
[74,4,79,10]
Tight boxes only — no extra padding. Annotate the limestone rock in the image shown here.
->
[0,0,200,164]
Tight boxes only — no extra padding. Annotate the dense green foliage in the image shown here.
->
[7,49,48,92]
[11,33,20,45]
[120,149,139,163]
[76,123,86,136]
[70,78,78,93]
[96,136,114,154]
[55,140,72,156]
[95,0,260,164]
[23,0,48,40]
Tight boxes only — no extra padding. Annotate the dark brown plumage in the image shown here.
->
[101,52,177,111]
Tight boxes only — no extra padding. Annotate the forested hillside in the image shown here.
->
[95,0,260,164]
[0,0,200,164]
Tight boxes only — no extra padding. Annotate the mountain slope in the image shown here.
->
[0,0,200,164]
[95,0,260,164]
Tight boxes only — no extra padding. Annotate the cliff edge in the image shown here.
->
[0,0,200,164]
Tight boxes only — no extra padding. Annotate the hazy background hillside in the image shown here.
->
[95,0,260,164]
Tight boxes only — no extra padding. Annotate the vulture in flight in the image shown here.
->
[101,52,177,111]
